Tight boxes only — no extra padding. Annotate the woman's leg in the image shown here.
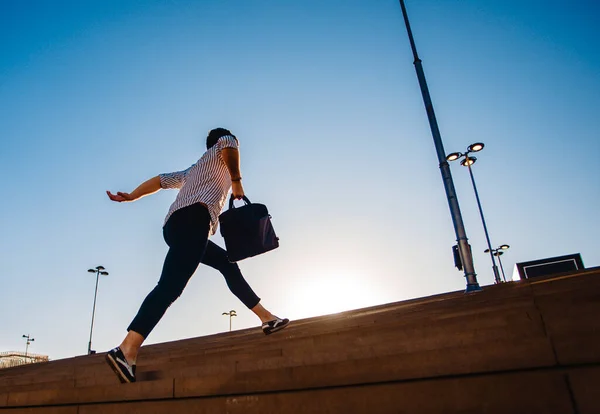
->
[121,204,211,363]
[201,241,278,323]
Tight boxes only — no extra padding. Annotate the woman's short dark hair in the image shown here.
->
[206,127,233,150]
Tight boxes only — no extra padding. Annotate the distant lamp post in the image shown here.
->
[87,266,109,355]
[447,143,502,284]
[485,244,510,282]
[222,310,237,332]
[22,334,35,356]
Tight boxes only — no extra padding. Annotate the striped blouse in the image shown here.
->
[159,135,239,235]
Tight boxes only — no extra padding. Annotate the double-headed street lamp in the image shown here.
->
[485,244,510,282]
[222,310,237,332]
[22,334,34,356]
[87,265,109,355]
[447,143,502,284]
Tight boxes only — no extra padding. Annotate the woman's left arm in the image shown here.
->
[222,147,245,199]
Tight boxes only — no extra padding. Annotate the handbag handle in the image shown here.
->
[229,194,251,209]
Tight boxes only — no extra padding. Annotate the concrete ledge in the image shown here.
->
[79,370,573,414]
[175,335,556,398]
[2,268,599,413]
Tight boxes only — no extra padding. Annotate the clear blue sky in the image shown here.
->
[1,0,598,360]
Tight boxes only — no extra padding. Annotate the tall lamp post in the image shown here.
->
[447,143,502,284]
[222,310,237,332]
[22,334,34,356]
[87,265,109,355]
[485,244,510,282]
[398,0,480,292]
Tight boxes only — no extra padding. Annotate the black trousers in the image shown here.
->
[128,203,261,338]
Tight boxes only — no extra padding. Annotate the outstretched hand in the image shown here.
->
[106,190,135,202]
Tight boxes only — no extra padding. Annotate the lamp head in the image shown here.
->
[87,269,96,273]
[468,142,485,152]
[499,244,510,250]
[461,156,477,167]
[100,271,109,276]
[446,152,462,162]
[96,266,105,271]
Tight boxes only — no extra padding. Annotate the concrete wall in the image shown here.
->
[1,268,599,413]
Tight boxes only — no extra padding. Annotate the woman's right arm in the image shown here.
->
[106,176,162,202]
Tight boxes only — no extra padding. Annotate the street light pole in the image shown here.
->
[22,334,34,357]
[448,144,503,284]
[87,266,109,355]
[485,245,510,283]
[222,310,237,332]
[464,156,502,284]
[495,251,507,282]
[398,0,480,292]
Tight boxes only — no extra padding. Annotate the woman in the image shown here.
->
[104,127,289,383]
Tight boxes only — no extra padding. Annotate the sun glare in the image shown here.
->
[287,270,379,319]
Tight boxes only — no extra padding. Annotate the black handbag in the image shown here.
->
[218,195,279,262]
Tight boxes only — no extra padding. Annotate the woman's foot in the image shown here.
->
[105,330,144,383]
[262,317,290,335]
[251,302,290,335]
[105,347,137,383]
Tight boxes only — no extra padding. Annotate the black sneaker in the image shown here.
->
[262,317,290,335]
[105,347,136,383]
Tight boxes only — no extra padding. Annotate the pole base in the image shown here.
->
[465,283,483,294]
